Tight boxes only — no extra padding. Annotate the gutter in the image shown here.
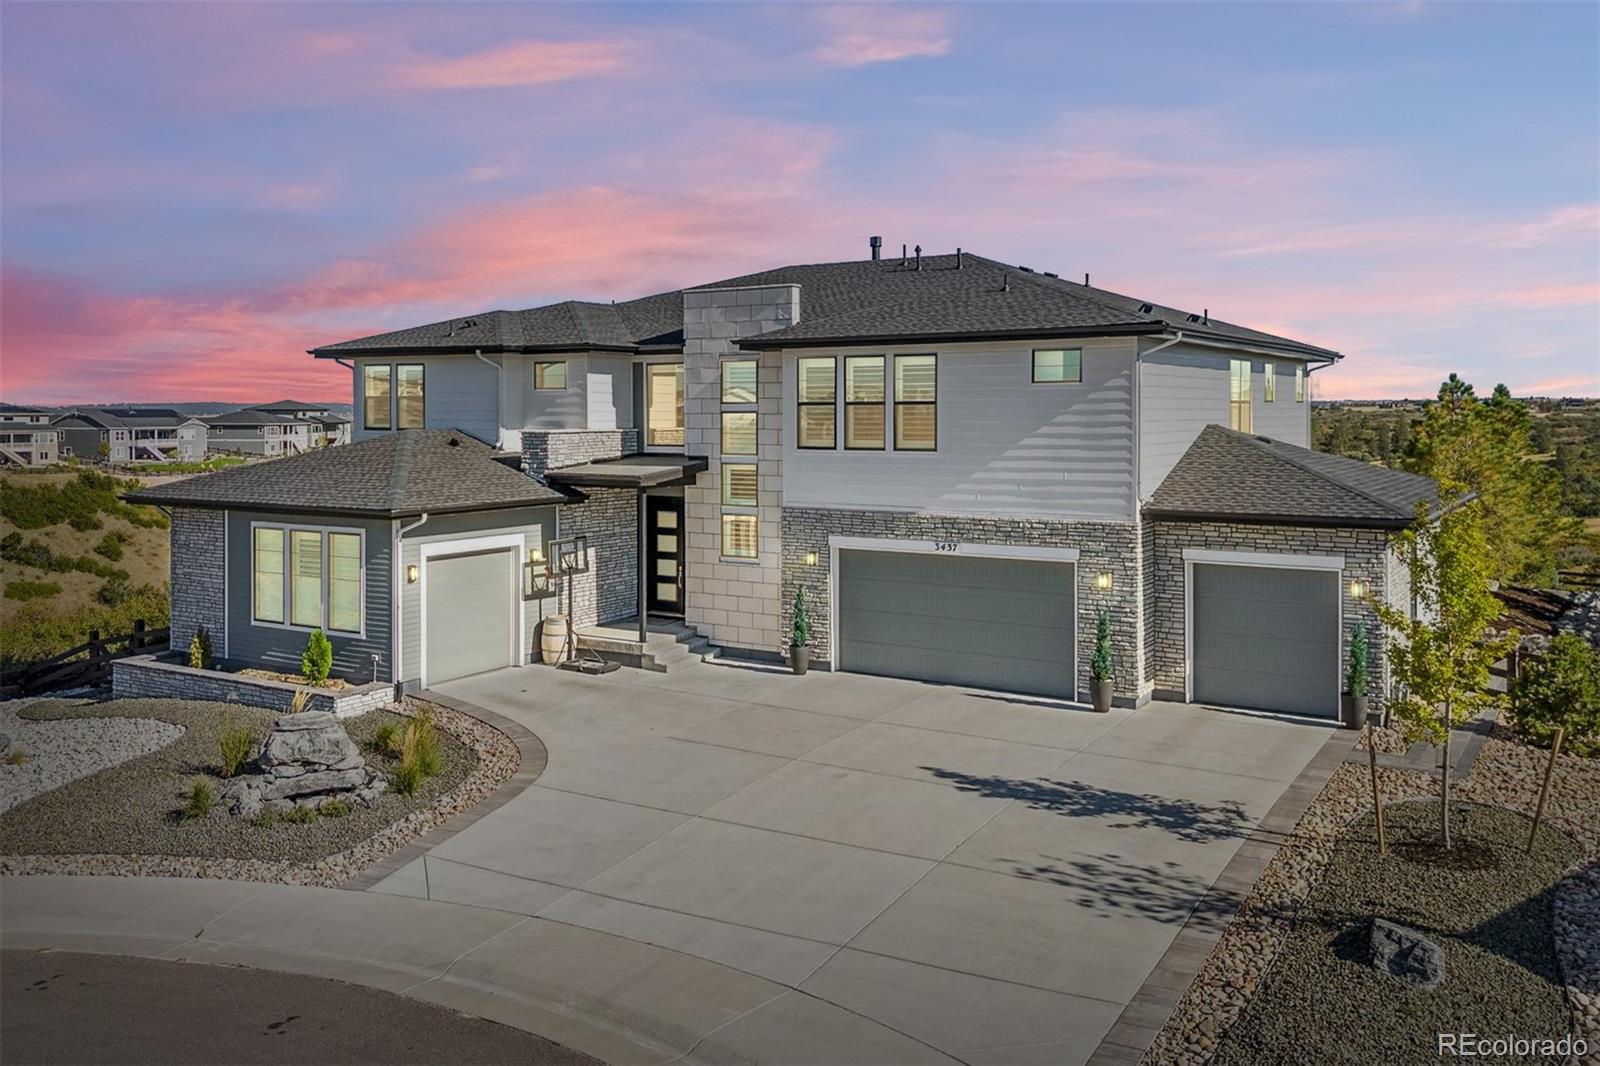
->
[472,348,508,448]
[392,512,429,689]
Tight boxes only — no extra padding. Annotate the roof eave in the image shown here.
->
[736,322,1161,351]
[309,342,642,358]
[122,495,571,518]
[1141,507,1412,531]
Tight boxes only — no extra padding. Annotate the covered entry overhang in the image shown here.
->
[545,454,710,643]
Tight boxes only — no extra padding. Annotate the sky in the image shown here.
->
[1,1,1596,405]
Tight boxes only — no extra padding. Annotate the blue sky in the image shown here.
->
[2,1,1595,402]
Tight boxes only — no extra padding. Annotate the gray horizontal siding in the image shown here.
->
[352,356,499,444]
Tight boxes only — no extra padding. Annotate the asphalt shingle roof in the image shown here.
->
[124,431,569,518]
[310,252,1338,360]
[1144,424,1441,529]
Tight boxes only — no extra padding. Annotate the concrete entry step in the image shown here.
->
[574,617,716,672]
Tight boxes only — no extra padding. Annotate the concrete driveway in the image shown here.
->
[371,660,1334,1065]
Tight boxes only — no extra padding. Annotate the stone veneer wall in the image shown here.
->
[170,507,226,654]
[780,507,1146,704]
[520,428,640,629]
[681,286,798,652]
[112,655,394,718]
[1147,520,1393,714]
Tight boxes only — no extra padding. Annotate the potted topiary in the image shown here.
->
[1342,621,1370,730]
[1090,609,1114,712]
[789,588,811,675]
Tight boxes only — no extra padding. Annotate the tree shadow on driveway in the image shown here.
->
[1004,851,1244,928]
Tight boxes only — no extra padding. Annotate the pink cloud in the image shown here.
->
[388,39,631,90]
[812,5,952,67]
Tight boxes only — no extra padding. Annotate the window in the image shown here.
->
[645,363,685,446]
[289,530,323,628]
[722,463,758,507]
[1295,364,1306,403]
[396,364,425,428]
[721,360,758,404]
[534,362,567,390]
[1032,349,1082,384]
[328,533,362,633]
[844,356,886,449]
[894,354,937,450]
[1263,362,1276,402]
[253,528,284,623]
[363,365,391,430]
[797,356,836,449]
[1229,359,1253,432]
[722,411,757,455]
[721,514,758,559]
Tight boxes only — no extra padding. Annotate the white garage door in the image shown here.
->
[425,549,516,685]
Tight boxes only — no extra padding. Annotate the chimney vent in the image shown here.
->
[915,245,922,270]
[869,236,882,261]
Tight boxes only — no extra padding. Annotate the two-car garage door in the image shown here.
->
[837,549,1076,700]
[1190,563,1339,719]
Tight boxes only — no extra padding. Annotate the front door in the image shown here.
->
[646,496,685,616]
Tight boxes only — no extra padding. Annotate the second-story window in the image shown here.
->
[397,364,425,429]
[1032,349,1082,384]
[534,362,567,390]
[363,365,392,431]
[1295,365,1306,403]
[722,360,758,404]
[797,356,836,449]
[1263,361,1276,402]
[894,354,937,450]
[720,358,759,560]
[845,356,885,449]
[1229,359,1253,432]
[646,363,685,447]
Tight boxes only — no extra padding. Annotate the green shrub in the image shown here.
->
[1513,633,1600,756]
[371,721,402,757]
[1347,621,1370,698]
[97,579,132,606]
[0,583,170,671]
[0,470,164,531]
[180,778,216,821]
[391,761,424,797]
[217,720,255,778]
[250,810,279,828]
[401,707,443,780]
[1091,609,1113,681]
[281,804,317,824]
[5,749,29,765]
[5,580,61,602]
[301,629,333,684]
[69,513,103,532]
[93,532,128,561]
[792,588,809,647]
[0,533,128,580]
[319,799,351,818]
[188,626,214,670]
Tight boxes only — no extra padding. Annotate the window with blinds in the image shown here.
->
[646,363,685,446]
[251,525,363,635]
[844,356,885,449]
[1229,359,1253,433]
[894,354,937,450]
[721,514,758,559]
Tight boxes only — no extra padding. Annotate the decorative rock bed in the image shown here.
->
[0,698,184,814]
[112,654,394,718]
[1144,726,1600,1066]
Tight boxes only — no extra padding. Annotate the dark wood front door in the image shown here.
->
[646,496,685,616]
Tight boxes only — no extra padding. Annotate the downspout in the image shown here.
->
[473,349,506,449]
[393,513,430,690]
[1305,359,1334,442]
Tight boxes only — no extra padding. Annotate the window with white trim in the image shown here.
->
[1228,359,1253,432]
[894,354,937,450]
[1032,348,1082,384]
[721,514,758,559]
[720,358,759,559]
[252,525,363,633]
[844,356,885,449]
[1263,361,1276,402]
[362,365,392,430]
[1295,364,1306,403]
[796,356,836,449]
[534,362,567,390]
[396,364,425,428]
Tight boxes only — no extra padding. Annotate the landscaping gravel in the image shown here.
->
[0,696,518,887]
[1212,801,1579,1066]
[1144,726,1600,1066]
[0,699,183,814]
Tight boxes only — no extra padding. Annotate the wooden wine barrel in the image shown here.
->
[539,614,570,664]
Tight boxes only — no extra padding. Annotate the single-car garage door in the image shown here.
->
[1191,563,1339,718]
[837,549,1076,699]
[425,549,516,685]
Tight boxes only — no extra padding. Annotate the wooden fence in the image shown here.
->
[0,620,170,699]
[1559,569,1600,591]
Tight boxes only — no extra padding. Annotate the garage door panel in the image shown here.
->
[426,549,515,685]
[838,550,1074,699]
[1192,564,1338,719]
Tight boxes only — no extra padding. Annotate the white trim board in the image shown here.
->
[1181,547,1345,571]
[417,532,525,689]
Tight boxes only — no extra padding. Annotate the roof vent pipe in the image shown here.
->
[1002,272,1010,293]
[1084,273,1091,286]
[914,245,922,270]
[901,244,908,266]
[869,236,882,261]
[1203,308,1209,325]
[956,247,963,269]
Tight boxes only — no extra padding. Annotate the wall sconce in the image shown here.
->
[1094,572,1114,591]
[526,547,554,597]
[1349,579,1367,600]
[804,551,818,566]
[405,564,419,584]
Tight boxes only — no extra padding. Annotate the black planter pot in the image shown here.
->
[1090,678,1114,713]
[1340,692,1369,730]
[789,644,810,676]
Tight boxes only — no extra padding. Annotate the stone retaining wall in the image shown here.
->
[111,655,394,718]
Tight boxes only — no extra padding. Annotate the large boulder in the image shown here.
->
[1370,918,1446,989]
[257,711,363,771]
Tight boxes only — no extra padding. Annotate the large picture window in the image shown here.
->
[363,365,392,430]
[396,364,425,429]
[645,363,685,447]
[1229,359,1253,432]
[796,357,836,449]
[844,356,885,449]
[893,354,937,450]
[251,524,363,634]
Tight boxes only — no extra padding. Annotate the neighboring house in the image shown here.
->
[138,245,1438,721]
[206,402,352,455]
[248,399,353,447]
[54,407,207,462]
[0,406,61,466]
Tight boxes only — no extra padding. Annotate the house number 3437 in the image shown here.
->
[933,541,959,552]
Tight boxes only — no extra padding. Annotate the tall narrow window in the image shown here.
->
[721,360,758,404]
[289,530,323,629]
[1263,361,1276,402]
[797,356,836,449]
[253,527,284,623]
[844,356,885,449]
[1032,349,1082,384]
[1229,359,1253,432]
[722,463,758,507]
[327,533,362,633]
[396,364,425,428]
[721,514,758,559]
[363,365,392,430]
[722,411,757,455]
[894,354,937,450]
[645,363,685,446]
[534,362,567,390]
[1295,364,1306,403]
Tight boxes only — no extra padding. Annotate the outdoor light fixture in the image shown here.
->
[405,564,419,584]
[1094,572,1114,590]
[1350,579,1367,600]
[525,547,554,597]
[805,551,818,566]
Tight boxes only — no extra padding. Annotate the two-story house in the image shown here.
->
[0,404,61,466]
[249,399,353,447]
[53,407,207,463]
[131,245,1438,722]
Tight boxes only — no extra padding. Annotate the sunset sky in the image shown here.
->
[2,1,1596,405]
